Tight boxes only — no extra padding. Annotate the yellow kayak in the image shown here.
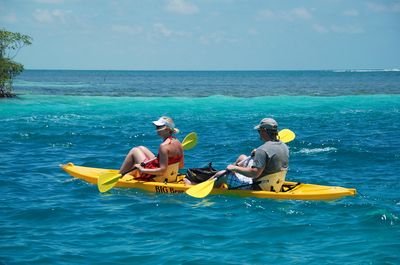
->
[60,163,356,200]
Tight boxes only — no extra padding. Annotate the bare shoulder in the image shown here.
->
[159,143,169,152]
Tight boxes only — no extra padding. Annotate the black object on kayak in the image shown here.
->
[185,163,219,184]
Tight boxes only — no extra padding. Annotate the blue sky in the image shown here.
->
[1,0,399,70]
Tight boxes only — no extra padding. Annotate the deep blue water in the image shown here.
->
[1,70,400,264]
[14,69,400,97]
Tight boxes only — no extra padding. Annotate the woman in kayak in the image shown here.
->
[119,116,184,181]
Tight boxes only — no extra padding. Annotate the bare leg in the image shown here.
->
[119,146,151,174]
[213,170,229,188]
[137,146,155,160]
[183,178,193,185]
[235,154,248,165]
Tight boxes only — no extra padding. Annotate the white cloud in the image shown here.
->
[367,2,400,13]
[331,25,364,34]
[154,23,173,37]
[366,2,387,12]
[291,7,312,20]
[166,0,198,15]
[394,2,400,11]
[342,9,359,17]
[33,9,72,24]
[33,9,53,23]
[312,24,328,33]
[111,25,143,35]
[34,0,64,3]
[199,31,239,45]
[248,28,260,36]
[153,23,187,38]
[199,33,222,45]
[259,7,312,20]
[312,23,364,34]
[259,9,275,18]
[0,13,17,24]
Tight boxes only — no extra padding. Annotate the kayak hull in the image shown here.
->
[60,163,356,200]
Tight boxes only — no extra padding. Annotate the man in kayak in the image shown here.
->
[214,118,289,191]
[119,116,184,181]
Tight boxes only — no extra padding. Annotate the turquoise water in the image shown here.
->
[1,71,400,264]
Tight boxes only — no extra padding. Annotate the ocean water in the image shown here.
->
[1,70,400,264]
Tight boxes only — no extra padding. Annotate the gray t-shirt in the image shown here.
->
[252,140,289,178]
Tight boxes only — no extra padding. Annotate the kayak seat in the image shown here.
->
[257,170,287,192]
[152,162,180,183]
[281,182,302,192]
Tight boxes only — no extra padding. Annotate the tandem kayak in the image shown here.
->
[60,163,356,200]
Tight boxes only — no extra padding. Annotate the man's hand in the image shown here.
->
[226,164,237,172]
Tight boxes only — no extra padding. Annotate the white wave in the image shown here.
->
[14,80,89,88]
[298,147,337,154]
[332,68,400,73]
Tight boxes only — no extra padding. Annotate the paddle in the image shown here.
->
[278,128,295,143]
[98,132,197,193]
[185,129,295,199]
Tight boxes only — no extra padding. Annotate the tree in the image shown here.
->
[0,29,32,98]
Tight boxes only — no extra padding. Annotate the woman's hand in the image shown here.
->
[134,163,142,172]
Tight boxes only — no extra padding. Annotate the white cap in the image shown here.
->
[152,116,179,134]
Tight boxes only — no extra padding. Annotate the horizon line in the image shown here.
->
[24,68,400,72]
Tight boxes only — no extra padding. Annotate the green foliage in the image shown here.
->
[0,29,32,97]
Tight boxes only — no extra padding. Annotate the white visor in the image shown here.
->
[152,117,179,133]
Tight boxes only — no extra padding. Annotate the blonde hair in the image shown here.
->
[161,116,180,134]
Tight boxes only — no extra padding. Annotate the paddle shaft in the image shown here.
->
[212,155,252,181]
[120,156,157,177]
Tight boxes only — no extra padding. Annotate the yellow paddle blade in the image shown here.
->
[182,132,197,150]
[278,129,296,143]
[185,178,216,198]
[98,172,122,193]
